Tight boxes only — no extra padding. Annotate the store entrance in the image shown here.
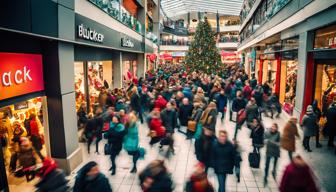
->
[0,96,48,192]
[74,60,113,116]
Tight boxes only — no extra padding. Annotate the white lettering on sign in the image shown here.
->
[121,37,135,48]
[1,66,33,86]
[15,70,23,84]
[78,24,104,43]
[2,72,11,86]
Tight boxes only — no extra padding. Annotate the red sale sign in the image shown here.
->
[0,52,44,101]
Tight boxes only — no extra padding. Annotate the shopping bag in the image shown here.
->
[102,122,110,132]
[248,151,260,168]
[237,109,246,125]
[231,111,237,122]
[187,120,197,132]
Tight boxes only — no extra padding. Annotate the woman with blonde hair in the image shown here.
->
[123,112,142,173]
[200,102,217,133]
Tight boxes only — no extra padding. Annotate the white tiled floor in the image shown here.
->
[71,111,336,192]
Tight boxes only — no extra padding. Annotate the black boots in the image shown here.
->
[130,166,137,173]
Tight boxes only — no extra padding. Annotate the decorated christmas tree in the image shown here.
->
[185,17,222,74]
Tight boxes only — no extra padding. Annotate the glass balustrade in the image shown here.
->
[88,0,144,35]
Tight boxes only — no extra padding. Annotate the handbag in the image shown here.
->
[104,143,111,155]
[248,151,260,168]
[187,120,197,132]
[237,109,246,125]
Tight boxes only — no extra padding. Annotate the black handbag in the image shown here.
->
[104,143,111,155]
[248,151,260,168]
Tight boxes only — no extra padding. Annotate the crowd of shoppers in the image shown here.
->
[11,62,332,191]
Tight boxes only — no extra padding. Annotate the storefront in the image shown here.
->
[0,52,48,192]
[255,36,299,115]
[304,24,336,114]
[74,14,147,113]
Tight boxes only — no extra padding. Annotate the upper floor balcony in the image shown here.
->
[87,0,144,35]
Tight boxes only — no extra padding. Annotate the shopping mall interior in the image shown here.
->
[0,0,336,192]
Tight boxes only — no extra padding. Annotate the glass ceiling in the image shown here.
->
[161,0,244,18]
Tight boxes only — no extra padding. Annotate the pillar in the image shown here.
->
[274,54,281,94]
[258,59,263,85]
[113,52,123,88]
[137,53,145,78]
[43,41,82,175]
[41,0,82,174]
[295,31,315,119]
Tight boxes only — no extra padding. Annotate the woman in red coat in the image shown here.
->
[280,155,319,192]
[154,95,168,111]
[148,108,166,145]
[29,114,44,160]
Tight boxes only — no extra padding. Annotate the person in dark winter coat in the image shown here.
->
[232,91,247,139]
[280,155,319,192]
[161,102,178,134]
[77,103,88,129]
[215,89,228,121]
[185,162,214,192]
[35,158,68,192]
[264,123,280,186]
[312,100,322,148]
[178,98,193,127]
[325,99,336,150]
[130,86,143,123]
[160,102,177,153]
[253,85,263,108]
[211,130,237,192]
[74,161,112,192]
[301,105,318,152]
[245,98,259,126]
[268,93,282,118]
[139,160,174,192]
[250,118,264,153]
[195,128,215,172]
[84,108,103,154]
[10,137,39,182]
[105,115,126,175]
[249,75,257,90]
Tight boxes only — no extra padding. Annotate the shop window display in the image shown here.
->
[74,61,113,114]
[279,59,298,115]
[0,97,47,191]
[314,64,336,113]
[123,60,138,86]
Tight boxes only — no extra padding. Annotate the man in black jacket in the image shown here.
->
[232,91,247,139]
[195,128,215,172]
[211,130,237,192]
[161,102,178,153]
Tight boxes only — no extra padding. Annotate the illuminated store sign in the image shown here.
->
[121,37,135,48]
[0,53,44,101]
[78,24,104,43]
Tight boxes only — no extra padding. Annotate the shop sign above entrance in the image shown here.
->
[121,37,135,48]
[0,53,44,101]
[78,24,104,43]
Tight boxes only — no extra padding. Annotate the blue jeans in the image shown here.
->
[264,155,278,181]
[217,173,227,192]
